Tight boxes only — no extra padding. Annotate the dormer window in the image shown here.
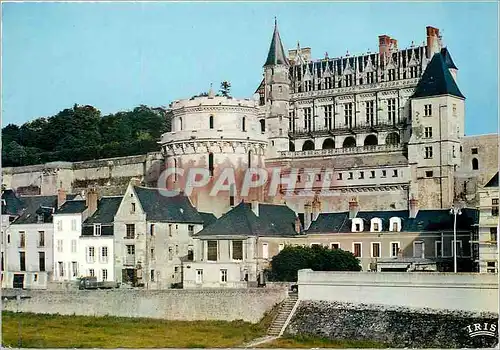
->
[37,214,44,223]
[370,218,382,232]
[93,224,101,236]
[389,217,402,232]
[351,218,364,232]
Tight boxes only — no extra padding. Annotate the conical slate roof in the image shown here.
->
[412,50,464,99]
[264,20,288,67]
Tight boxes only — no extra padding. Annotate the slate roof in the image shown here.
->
[307,208,478,234]
[264,20,288,67]
[194,202,299,237]
[82,196,123,236]
[54,200,87,214]
[134,186,205,224]
[440,47,458,70]
[412,50,464,99]
[484,172,499,188]
[200,212,217,227]
[1,189,24,215]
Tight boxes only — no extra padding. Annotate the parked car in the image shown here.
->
[78,277,119,290]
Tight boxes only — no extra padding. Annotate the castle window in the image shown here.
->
[452,145,456,158]
[365,101,374,126]
[304,80,313,92]
[424,127,433,138]
[344,74,353,87]
[344,103,353,127]
[424,146,433,159]
[178,117,183,131]
[387,98,396,123]
[388,69,396,81]
[324,105,333,129]
[359,171,364,179]
[208,153,214,176]
[209,115,214,129]
[337,173,343,180]
[392,169,398,177]
[325,77,332,89]
[425,171,434,177]
[302,140,315,151]
[366,71,374,84]
[381,170,386,178]
[409,66,418,78]
[452,104,457,116]
[472,158,479,170]
[248,151,252,168]
[471,148,478,154]
[173,158,178,182]
[289,110,295,131]
[343,136,356,148]
[348,172,353,180]
[242,116,246,132]
[304,107,312,131]
[370,171,375,178]
[424,104,432,116]
[259,119,265,133]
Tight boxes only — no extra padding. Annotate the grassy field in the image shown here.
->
[260,335,387,348]
[1,311,272,348]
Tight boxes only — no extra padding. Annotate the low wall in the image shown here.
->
[297,270,498,313]
[286,301,498,348]
[1,288,287,323]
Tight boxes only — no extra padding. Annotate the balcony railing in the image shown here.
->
[279,143,404,158]
[289,120,407,138]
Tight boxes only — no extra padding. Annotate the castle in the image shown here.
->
[3,22,498,219]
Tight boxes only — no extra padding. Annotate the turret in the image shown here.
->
[263,19,290,155]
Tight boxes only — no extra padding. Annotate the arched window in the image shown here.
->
[289,141,295,152]
[248,150,252,168]
[472,158,479,170]
[385,132,400,145]
[260,119,265,133]
[178,117,183,131]
[322,138,335,150]
[302,140,315,151]
[343,136,356,148]
[242,116,246,132]
[364,135,378,146]
[208,153,214,176]
[209,115,214,129]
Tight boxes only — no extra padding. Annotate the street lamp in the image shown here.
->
[450,204,462,273]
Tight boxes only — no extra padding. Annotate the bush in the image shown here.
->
[268,245,361,282]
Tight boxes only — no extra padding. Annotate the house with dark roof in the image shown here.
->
[1,188,80,289]
[477,172,499,273]
[184,201,301,288]
[80,192,123,283]
[111,181,215,288]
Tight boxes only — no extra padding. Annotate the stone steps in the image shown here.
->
[267,293,299,336]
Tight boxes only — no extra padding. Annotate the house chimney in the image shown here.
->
[57,188,67,209]
[86,186,99,216]
[409,196,419,219]
[304,201,312,230]
[295,216,302,234]
[426,26,441,58]
[348,198,359,219]
[251,200,259,217]
[312,195,321,222]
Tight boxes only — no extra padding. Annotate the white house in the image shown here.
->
[80,192,122,283]
[52,188,89,281]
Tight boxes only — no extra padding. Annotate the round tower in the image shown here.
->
[160,89,268,217]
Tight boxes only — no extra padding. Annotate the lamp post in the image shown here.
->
[450,205,462,273]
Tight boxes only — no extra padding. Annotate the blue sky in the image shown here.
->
[2,1,498,135]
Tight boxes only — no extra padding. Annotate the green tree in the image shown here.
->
[219,81,231,97]
[268,245,361,282]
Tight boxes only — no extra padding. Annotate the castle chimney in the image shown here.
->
[348,198,359,219]
[86,186,99,217]
[426,26,441,58]
[295,216,302,234]
[57,188,67,209]
[409,197,419,219]
[304,201,312,230]
[312,195,321,222]
[251,200,259,217]
[378,35,392,61]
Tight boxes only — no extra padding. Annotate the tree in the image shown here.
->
[219,81,231,97]
[268,245,361,282]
